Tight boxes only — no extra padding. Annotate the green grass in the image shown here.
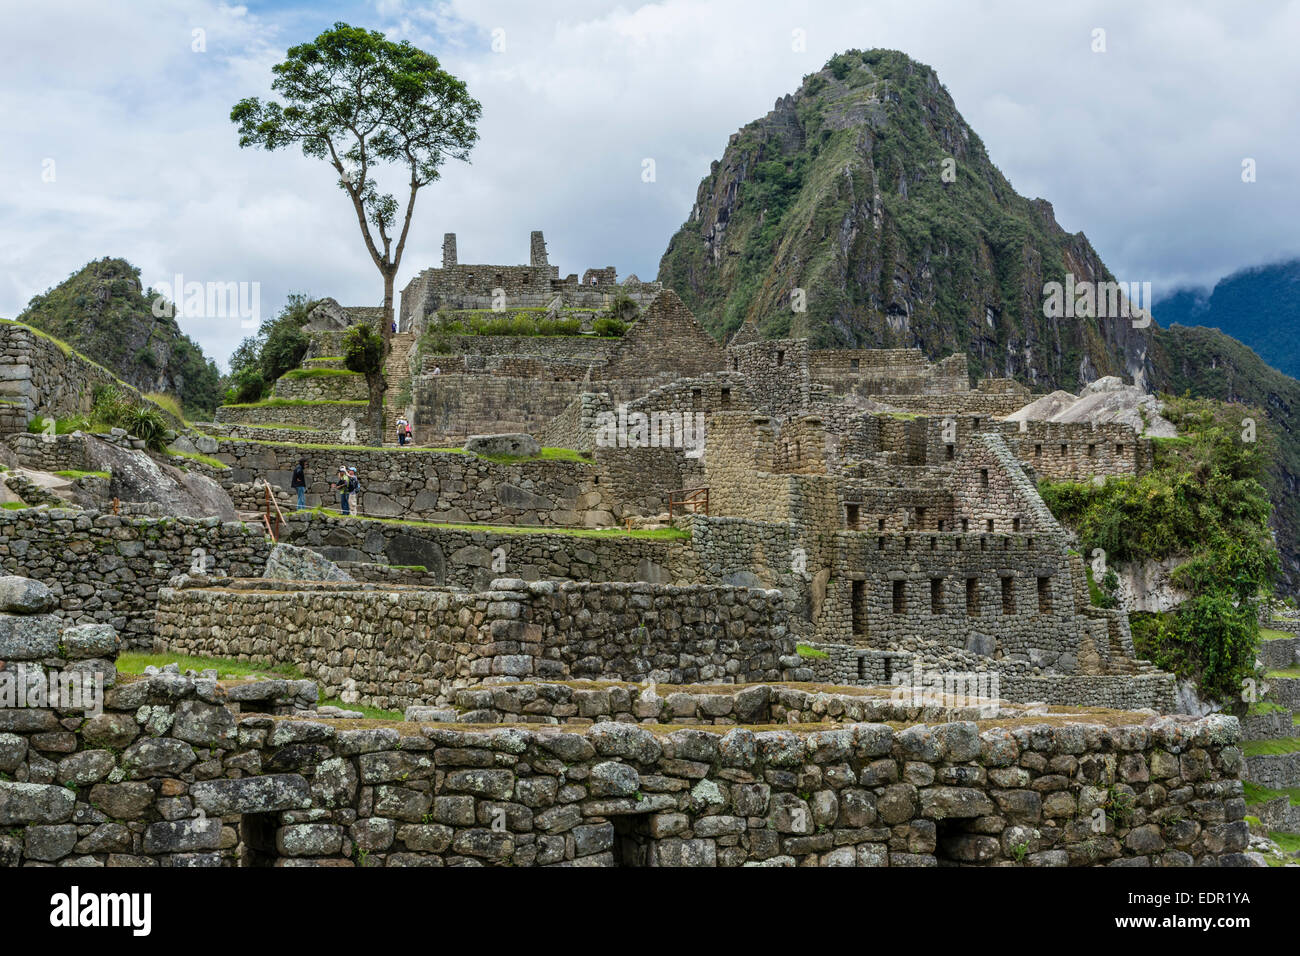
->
[144,392,188,425]
[1243,736,1300,756]
[305,355,344,362]
[281,367,363,380]
[1260,627,1297,641]
[219,398,369,409]
[306,507,690,541]
[53,470,110,480]
[1267,667,1300,678]
[796,643,829,659]
[474,447,592,464]
[1,502,32,510]
[220,436,467,454]
[1244,780,1300,806]
[116,651,303,680]
[1270,831,1300,854]
[1248,700,1286,715]
[166,446,230,470]
[320,697,403,720]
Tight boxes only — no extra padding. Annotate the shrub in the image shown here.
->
[342,324,384,376]
[593,316,626,337]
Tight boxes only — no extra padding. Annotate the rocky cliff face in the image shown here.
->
[658,49,1157,392]
[17,257,222,417]
[659,48,1300,591]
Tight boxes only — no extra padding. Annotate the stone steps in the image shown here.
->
[383,332,417,437]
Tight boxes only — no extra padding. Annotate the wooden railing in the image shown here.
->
[262,479,286,542]
[668,486,709,518]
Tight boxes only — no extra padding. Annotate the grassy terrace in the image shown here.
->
[217,434,590,464]
[1242,736,1300,757]
[306,507,689,541]
[1260,627,1298,641]
[219,398,368,409]
[280,367,363,379]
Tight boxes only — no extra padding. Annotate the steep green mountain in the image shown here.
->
[658,49,1156,391]
[19,258,223,417]
[1156,259,1300,379]
[658,49,1300,590]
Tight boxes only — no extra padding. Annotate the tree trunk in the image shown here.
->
[368,270,396,445]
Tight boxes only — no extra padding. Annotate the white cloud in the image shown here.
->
[1,0,1297,369]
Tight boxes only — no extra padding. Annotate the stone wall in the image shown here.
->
[214,439,616,527]
[215,401,367,434]
[0,322,156,434]
[0,509,271,645]
[280,512,693,590]
[155,577,793,710]
[0,594,1251,867]
[272,372,368,402]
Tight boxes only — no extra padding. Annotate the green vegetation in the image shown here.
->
[15,258,223,418]
[796,643,829,659]
[1245,781,1300,807]
[221,398,368,409]
[225,293,315,404]
[281,367,363,380]
[473,447,591,464]
[116,651,303,680]
[1,502,31,510]
[53,470,110,480]
[320,698,403,720]
[1242,737,1300,757]
[33,384,172,453]
[144,392,188,426]
[166,447,229,470]
[1260,627,1295,641]
[1040,397,1278,705]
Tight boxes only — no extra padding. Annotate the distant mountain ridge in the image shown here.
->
[1156,259,1300,380]
[18,258,223,417]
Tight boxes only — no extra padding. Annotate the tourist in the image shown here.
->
[396,416,408,446]
[291,459,307,510]
[335,466,350,515]
[347,466,361,516]
[404,421,414,445]
[432,365,441,376]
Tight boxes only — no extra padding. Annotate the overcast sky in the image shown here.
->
[2,0,1297,369]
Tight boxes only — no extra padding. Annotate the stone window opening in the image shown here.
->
[892,579,906,614]
[970,416,980,429]
[945,444,955,461]
[1027,537,1035,550]
[980,537,987,551]
[1012,517,1021,532]
[937,519,945,532]
[1087,443,1096,458]
[692,388,703,410]
[878,517,886,531]
[846,503,860,530]
[1034,443,1042,457]
[915,506,926,529]
[1115,443,1124,455]
[776,350,785,367]
[961,518,969,532]
[850,358,860,371]
[1038,576,1052,613]
[979,468,989,489]
[930,536,937,551]
[611,817,652,866]
[1001,576,1015,614]
[931,577,944,613]
[903,536,911,550]
[466,273,475,288]
[985,518,994,532]
[955,538,963,551]
[522,273,530,285]
[494,273,503,286]
[852,580,867,635]
[720,387,731,407]
[966,578,979,616]
[1003,537,1011,551]
[732,357,739,371]
[1059,443,1067,456]
[877,536,885,551]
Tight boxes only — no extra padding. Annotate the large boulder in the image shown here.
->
[303,297,352,332]
[464,433,541,458]
[263,543,354,583]
[85,436,237,520]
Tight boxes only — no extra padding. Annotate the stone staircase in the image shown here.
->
[1241,645,1300,852]
[383,331,417,443]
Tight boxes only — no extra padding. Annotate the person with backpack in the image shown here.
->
[396,416,408,446]
[291,459,307,510]
[347,466,361,516]
[335,466,350,515]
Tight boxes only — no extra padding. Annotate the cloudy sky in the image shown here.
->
[2,0,1297,368]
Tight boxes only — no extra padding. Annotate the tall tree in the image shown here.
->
[231,22,480,442]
